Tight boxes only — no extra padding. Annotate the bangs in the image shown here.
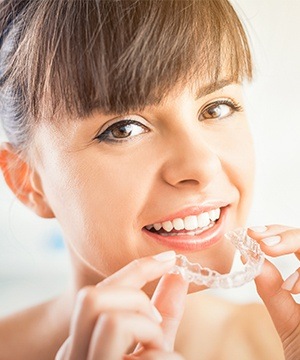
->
[5,0,252,120]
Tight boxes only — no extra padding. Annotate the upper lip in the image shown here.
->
[144,200,229,226]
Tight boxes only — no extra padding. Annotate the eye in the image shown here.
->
[95,119,149,143]
[199,99,243,121]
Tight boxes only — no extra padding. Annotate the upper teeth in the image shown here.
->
[146,208,221,232]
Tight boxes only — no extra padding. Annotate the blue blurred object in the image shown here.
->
[45,229,65,251]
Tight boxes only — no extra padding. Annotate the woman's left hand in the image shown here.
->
[248,225,300,360]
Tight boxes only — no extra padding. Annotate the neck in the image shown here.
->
[67,243,106,292]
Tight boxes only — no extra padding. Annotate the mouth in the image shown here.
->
[143,205,229,252]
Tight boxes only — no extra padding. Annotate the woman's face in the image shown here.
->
[32,81,255,287]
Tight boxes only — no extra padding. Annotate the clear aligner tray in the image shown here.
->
[169,228,265,289]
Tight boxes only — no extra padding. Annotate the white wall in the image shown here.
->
[0,0,300,314]
[212,0,300,302]
[238,0,300,226]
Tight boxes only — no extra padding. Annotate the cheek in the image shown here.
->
[40,150,153,276]
[222,122,255,221]
[205,117,254,228]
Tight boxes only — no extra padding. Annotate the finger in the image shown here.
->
[137,349,185,360]
[248,227,300,258]
[55,338,71,360]
[69,252,176,359]
[254,258,300,339]
[98,251,176,289]
[134,273,188,353]
[248,224,294,238]
[151,273,189,351]
[69,286,162,360]
[282,268,300,294]
[87,312,164,360]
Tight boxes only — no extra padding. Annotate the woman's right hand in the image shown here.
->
[55,251,188,360]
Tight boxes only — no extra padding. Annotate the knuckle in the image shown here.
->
[130,258,143,270]
[98,313,136,351]
[135,288,151,305]
[99,312,124,335]
[127,258,149,277]
[76,286,96,308]
[140,350,185,360]
[129,257,152,279]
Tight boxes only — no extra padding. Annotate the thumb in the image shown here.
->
[254,259,299,338]
[151,273,189,351]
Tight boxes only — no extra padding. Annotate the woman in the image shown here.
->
[0,0,298,359]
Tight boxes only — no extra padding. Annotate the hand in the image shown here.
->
[248,225,300,360]
[55,251,188,360]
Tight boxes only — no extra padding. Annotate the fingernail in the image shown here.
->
[249,226,268,233]
[151,305,163,323]
[282,271,299,291]
[153,251,176,262]
[261,236,281,246]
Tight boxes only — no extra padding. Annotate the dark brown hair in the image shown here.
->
[0,0,252,151]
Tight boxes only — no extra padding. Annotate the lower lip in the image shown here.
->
[143,206,229,252]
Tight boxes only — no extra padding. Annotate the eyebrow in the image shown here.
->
[194,78,236,99]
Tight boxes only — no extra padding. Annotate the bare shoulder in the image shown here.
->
[220,301,284,360]
[176,293,238,359]
[176,293,284,360]
[0,298,68,360]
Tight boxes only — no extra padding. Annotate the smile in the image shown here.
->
[143,205,229,252]
[145,208,221,236]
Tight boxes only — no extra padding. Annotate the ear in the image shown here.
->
[0,142,55,218]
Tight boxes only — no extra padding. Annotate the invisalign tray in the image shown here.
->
[169,228,265,288]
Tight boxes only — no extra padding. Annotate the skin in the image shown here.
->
[27,82,255,288]
[249,226,300,360]
[0,80,299,359]
[55,254,188,360]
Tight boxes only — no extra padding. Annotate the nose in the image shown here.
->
[161,129,222,190]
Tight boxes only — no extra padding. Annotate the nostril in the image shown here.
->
[161,153,222,188]
[178,179,200,185]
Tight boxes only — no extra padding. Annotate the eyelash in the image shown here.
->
[94,98,243,143]
[95,119,148,143]
[199,98,243,121]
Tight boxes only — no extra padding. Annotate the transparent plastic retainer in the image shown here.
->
[169,228,265,289]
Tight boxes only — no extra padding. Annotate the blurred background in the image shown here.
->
[1,0,300,316]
